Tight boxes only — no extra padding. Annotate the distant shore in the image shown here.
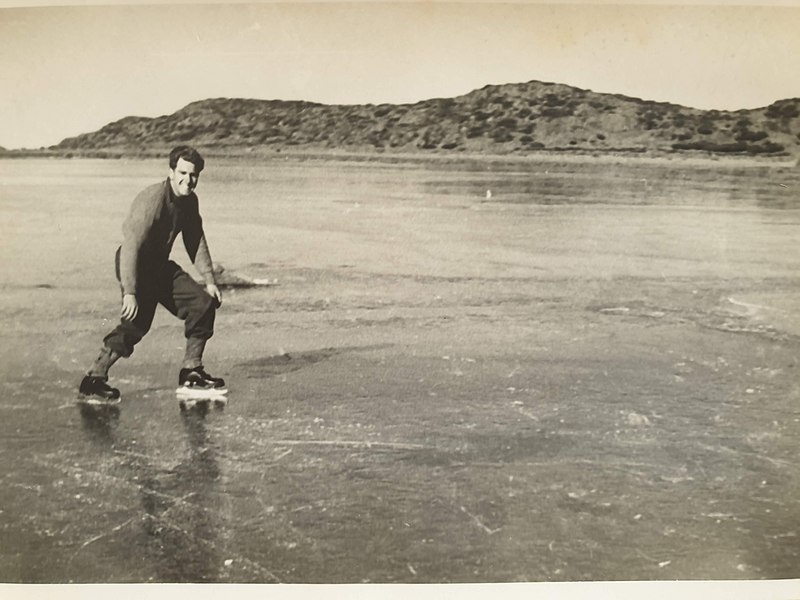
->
[1,146,796,169]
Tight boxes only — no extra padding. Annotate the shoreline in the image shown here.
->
[1,146,797,169]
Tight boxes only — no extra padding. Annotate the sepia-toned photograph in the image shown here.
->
[1,1,799,596]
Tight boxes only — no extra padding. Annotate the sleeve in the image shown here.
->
[182,198,217,286]
[119,191,159,295]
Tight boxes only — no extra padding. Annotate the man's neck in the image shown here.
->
[167,179,184,202]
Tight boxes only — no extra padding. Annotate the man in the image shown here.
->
[79,145,225,401]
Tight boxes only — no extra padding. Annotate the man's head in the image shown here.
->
[168,145,205,198]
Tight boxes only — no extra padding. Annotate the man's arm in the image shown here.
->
[119,191,160,320]
[121,293,138,321]
[196,232,222,307]
[183,210,222,307]
[119,191,160,295]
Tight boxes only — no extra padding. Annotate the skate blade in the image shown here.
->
[77,395,122,407]
[175,386,228,400]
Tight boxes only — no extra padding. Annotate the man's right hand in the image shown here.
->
[121,293,139,321]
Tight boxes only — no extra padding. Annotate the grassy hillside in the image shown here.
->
[51,80,800,158]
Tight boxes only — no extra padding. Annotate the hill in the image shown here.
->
[51,80,800,158]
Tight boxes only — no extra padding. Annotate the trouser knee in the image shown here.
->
[185,295,215,340]
[103,324,147,358]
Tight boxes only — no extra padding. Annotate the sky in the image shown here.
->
[2,1,800,149]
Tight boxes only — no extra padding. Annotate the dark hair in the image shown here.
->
[168,145,205,172]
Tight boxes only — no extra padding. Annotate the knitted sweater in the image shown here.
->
[118,179,216,295]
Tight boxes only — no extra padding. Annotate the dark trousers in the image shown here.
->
[103,251,215,359]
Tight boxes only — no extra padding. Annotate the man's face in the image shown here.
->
[168,157,200,197]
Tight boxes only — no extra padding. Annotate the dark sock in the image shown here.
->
[183,337,207,370]
[88,346,121,378]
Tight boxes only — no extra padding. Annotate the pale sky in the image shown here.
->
[2,1,800,149]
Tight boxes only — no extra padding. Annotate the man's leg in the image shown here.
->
[80,248,160,399]
[159,262,224,388]
[80,292,158,398]
[87,345,122,379]
[183,336,207,371]
[91,246,159,375]
[100,294,159,364]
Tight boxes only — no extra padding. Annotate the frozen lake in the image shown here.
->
[0,154,799,583]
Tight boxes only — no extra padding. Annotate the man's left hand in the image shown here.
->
[206,283,222,308]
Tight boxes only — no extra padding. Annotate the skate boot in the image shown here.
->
[78,375,121,405]
[177,367,227,402]
[179,367,225,389]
